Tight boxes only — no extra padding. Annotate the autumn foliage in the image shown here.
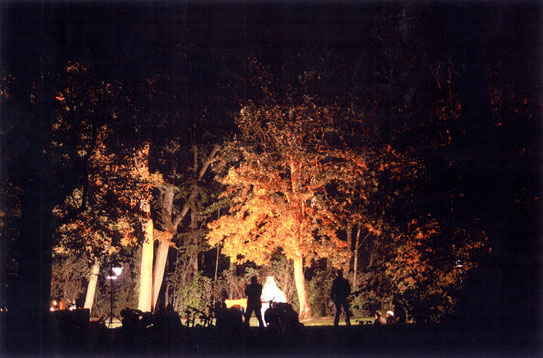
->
[52,63,163,261]
[206,80,412,318]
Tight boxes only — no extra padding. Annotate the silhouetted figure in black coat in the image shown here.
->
[244,276,264,328]
[331,270,351,326]
[393,299,407,324]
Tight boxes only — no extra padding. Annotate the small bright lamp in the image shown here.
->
[105,263,123,328]
[112,266,123,277]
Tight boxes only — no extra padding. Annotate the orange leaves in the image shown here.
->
[210,95,414,272]
[207,138,348,266]
[364,223,382,236]
[409,218,440,241]
[55,136,160,257]
[386,215,491,312]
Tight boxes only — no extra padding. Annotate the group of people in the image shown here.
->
[373,300,406,325]
[243,270,406,328]
[50,296,80,311]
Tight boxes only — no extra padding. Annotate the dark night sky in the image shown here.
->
[3,2,383,82]
[4,2,539,95]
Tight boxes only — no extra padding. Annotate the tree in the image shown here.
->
[207,86,381,318]
[140,45,238,310]
[150,144,220,310]
[48,62,163,313]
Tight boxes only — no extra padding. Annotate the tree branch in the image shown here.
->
[172,145,221,229]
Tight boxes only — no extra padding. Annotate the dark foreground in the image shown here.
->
[2,322,541,357]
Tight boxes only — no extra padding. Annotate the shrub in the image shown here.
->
[307,269,334,317]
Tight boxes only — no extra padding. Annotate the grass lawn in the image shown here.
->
[99,314,374,329]
[249,315,374,327]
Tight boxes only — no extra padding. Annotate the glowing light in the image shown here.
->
[261,276,288,321]
[261,276,287,303]
[112,266,123,276]
[107,265,123,280]
[224,298,247,310]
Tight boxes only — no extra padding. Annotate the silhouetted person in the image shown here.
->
[244,276,264,328]
[386,310,395,325]
[154,302,168,329]
[374,311,387,325]
[393,299,406,324]
[331,269,351,326]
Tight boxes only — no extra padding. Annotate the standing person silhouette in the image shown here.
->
[244,276,265,328]
[393,299,407,324]
[331,269,351,326]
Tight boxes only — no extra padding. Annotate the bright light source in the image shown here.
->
[107,265,123,280]
[262,276,287,303]
[112,266,123,276]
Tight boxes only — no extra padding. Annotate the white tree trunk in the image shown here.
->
[353,226,361,287]
[151,237,172,309]
[84,260,100,313]
[293,254,311,319]
[138,209,154,312]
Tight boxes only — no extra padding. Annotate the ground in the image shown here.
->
[3,316,539,357]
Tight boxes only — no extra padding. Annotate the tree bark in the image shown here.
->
[151,184,175,309]
[345,222,353,274]
[352,226,361,287]
[189,208,199,274]
[138,200,154,312]
[228,258,236,299]
[84,260,100,313]
[152,234,173,310]
[289,156,311,319]
[293,254,311,319]
[214,245,220,283]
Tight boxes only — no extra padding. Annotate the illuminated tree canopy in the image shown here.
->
[205,70,425,317]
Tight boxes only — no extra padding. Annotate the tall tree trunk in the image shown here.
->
[289,157,311,319]
[228,258,236,299]
[152,233,173,310]
[352,226,361,288]
[151,184,175,309]
[165,282,170,308]
[189,208,199,274]
[214,245,220,283]
[293,254,311,319]
[138,200,154,312]
[84,260,100,313]
[345,222,353,274]
[214,209,221,285]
